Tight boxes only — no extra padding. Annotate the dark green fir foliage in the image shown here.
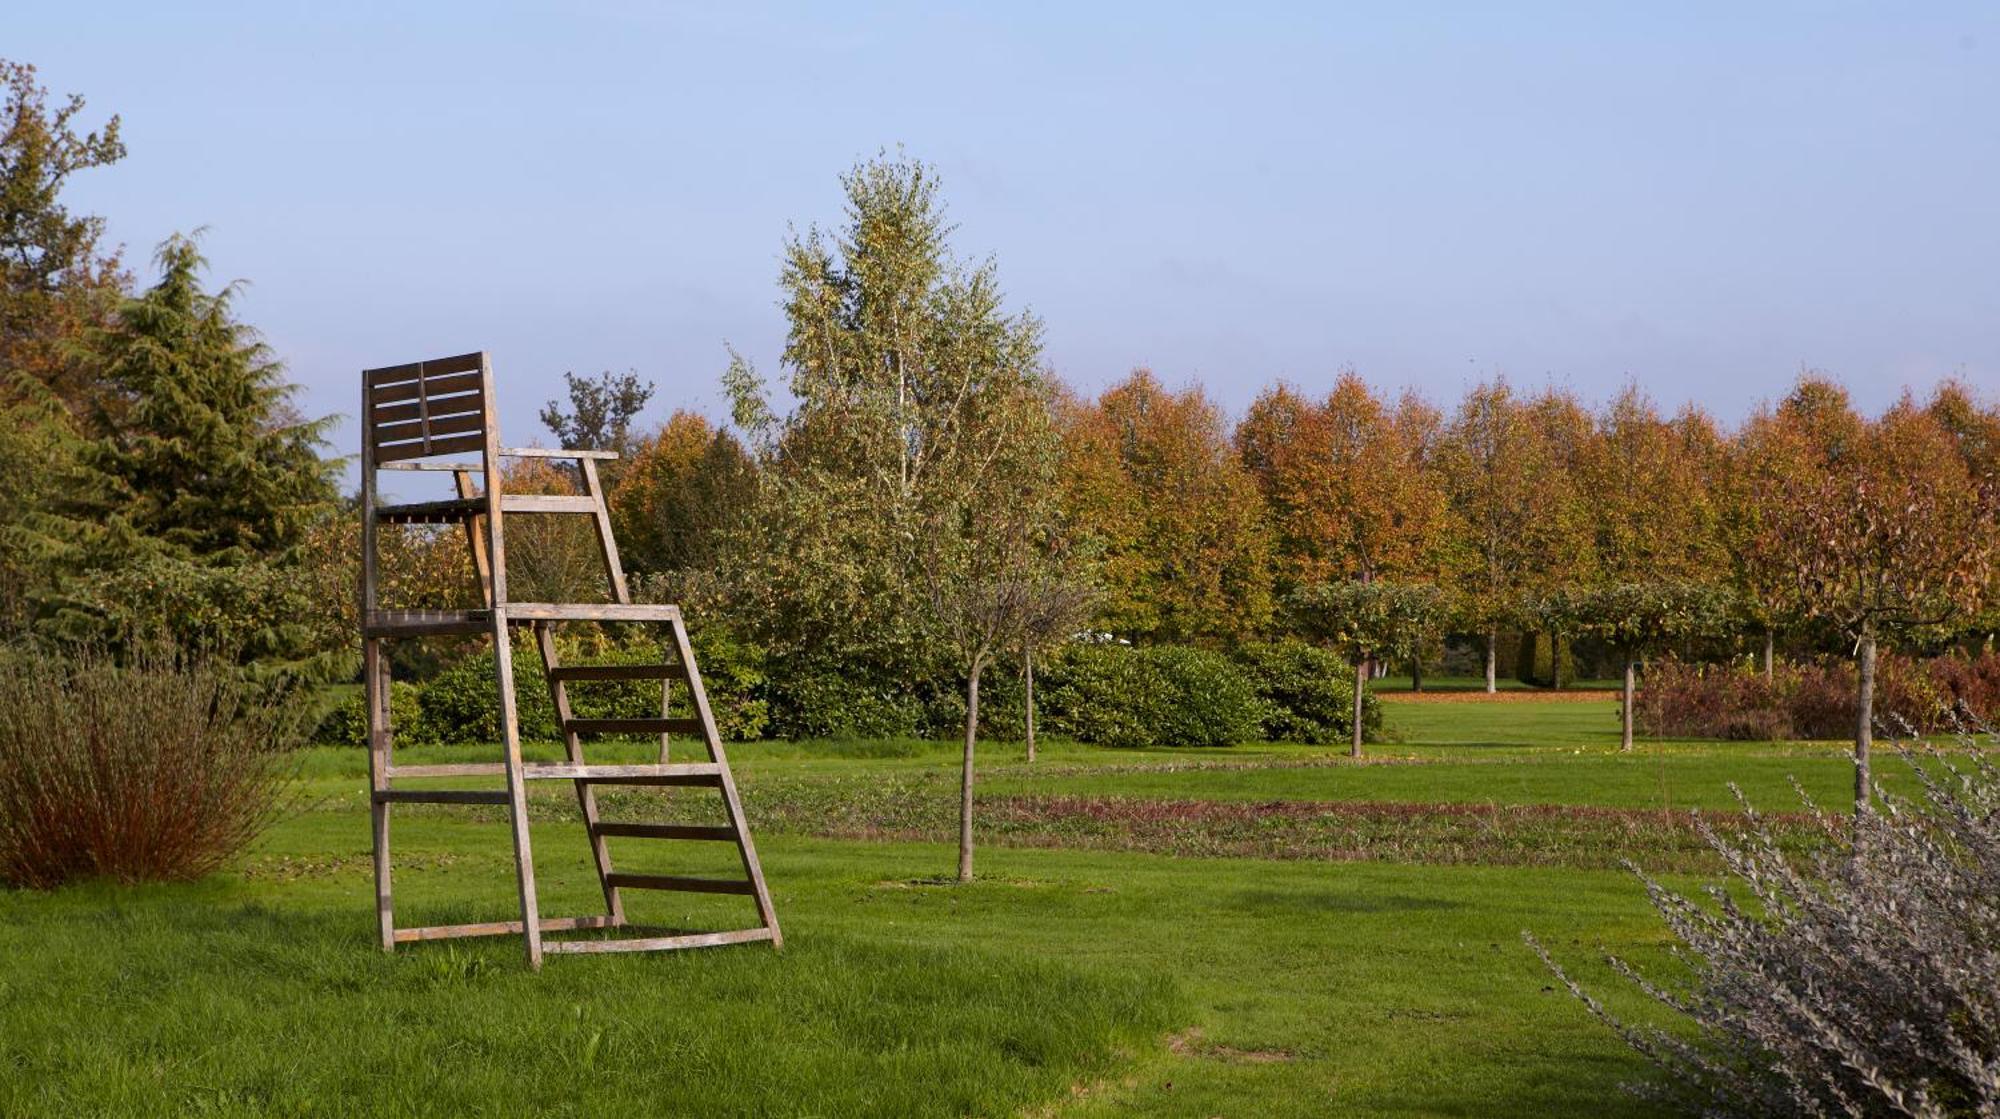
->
[30,234,337,663]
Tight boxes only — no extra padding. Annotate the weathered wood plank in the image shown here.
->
[561,717,705,737]
[520,762,719,780]
[368,369,484,405]
[503,603,680,622]
[602,874,756,895]
[591,822,738,842]
[372,789,510,805]
[392,914,618,943]
[370,410,486,447]
[364,351,484,385]
[498,494,599,514]
[548,663,681,682]
[498,446,619,460]
[376,431,486,462]
[541,927,775,954]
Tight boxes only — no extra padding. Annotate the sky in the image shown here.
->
[11,2,1998,461]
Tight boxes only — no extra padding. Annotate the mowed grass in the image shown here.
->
[0,696,1875,1116]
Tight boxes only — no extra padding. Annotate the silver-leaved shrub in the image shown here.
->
[1532,736,1999,1118]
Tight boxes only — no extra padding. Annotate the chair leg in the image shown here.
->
[365,639,395,952]
[490,610,544,969]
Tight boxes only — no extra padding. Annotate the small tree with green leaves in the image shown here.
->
[1575,581,1739,751]
[1290,580,1450,756]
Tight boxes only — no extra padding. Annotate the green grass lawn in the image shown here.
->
[0,697,1879,1116]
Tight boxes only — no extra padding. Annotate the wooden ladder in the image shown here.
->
[359,351,780,968]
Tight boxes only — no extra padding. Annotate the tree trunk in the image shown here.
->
[1854,628,1875,814]
[1023,648,1036,764]
[1762,630,1774,680]
[1351,659,1366,758]
[960,657,984,882]
[1620,653,1636,752]
[1411,656,1423,693]
[1484,630,1497,694]
[1549,633,1563,690]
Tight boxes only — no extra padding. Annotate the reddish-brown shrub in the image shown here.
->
[0,650,303,888]
[1637,651,2000,740]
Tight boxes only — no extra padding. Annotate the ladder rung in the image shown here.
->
[373,789,510,805]
[363,608,491,636]
[373,498,484,524]
[592,822,739,842]
[563,718,704,736]
[504,603,680,623]
[521,763,720,781]
[549,664,682,682]
[389,763,505,778]
[499,494,599,514]
[393,915,617,943]
[542,927,774,954]
[603,873,755,895]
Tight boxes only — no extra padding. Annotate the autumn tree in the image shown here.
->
[610,410,755,587]
[1743,378,1995,806]
[0,59,127,411]
[1434,382,1572,691]
[1059,370,1271,644]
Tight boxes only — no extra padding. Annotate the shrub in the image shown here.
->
[764,658,925,741]
[1532,740,2000,1117]
[1232,640,1381,744]
[1040,644,1263,748]
[1636,652,2000,740]
[0,649,305,888]
[312,682,420,746]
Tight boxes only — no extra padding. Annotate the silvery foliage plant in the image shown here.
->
[1530,724,1999,1118]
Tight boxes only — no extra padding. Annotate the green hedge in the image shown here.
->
[1040,644,1263,748]
[1232,640,1381,744]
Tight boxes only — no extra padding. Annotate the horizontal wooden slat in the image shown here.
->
[542,927,774,954]
[364,352,485,385]
[522,762,717,780]
[377,461,485,473]
[499,495,598,514]
[602,874,755,896]
[372,789,509,805]
[503,603,681,623]
[388,763,505,778]
[376,431,487,462]
[562,718,705,737]
[549,664,681,682]
[369,396,487,426]
[363,609,492,637]
[373,498,483,524]
[591,822,739,842]
[371,411,487,447]
[499,447,619,460]
[392,914,616,943]
[369,369,485,406]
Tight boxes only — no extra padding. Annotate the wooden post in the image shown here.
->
[366,638,394,951]
[668,615,782,947]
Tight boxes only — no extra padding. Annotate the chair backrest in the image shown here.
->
[364,352,493,463]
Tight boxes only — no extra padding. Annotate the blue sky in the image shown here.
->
[13,2,1997,457]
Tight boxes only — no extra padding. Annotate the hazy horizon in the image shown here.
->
[12,2,1996,456]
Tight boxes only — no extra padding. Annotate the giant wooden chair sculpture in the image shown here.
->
[359,352,779,968]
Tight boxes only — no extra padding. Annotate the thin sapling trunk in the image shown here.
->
[1620,653,1636,752]
[1023,648,1036,764]
[959,653,985,882]
[1854,627,1875,814]
[1762,630,1775,680]
[1351,659,1367,758]
[1485,629,1497,693]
